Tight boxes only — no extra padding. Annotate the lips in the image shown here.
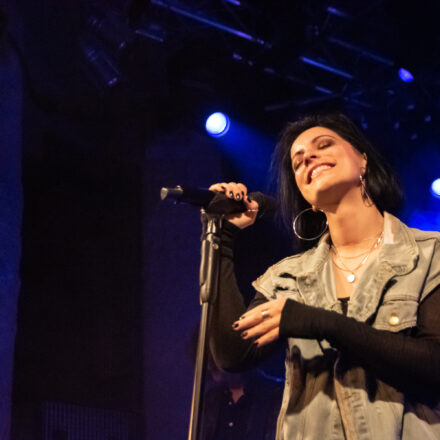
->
[307,163,334,184]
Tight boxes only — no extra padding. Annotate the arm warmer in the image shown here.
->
[210,221,440,393]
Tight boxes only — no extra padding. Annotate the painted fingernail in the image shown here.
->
[229,191,234,197]
[241,332,248,338]
[239,315,245,320]
[253,341,259,347]
[235,193,241,200]
[232,322,239,329]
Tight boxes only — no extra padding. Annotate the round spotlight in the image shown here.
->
[431,178,440,199]
[205,112,230,137]
[398,68,414,83]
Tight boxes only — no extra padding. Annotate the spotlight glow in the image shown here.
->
[431,178,440,199]
[205,112,230,137]
[398,68,414,82]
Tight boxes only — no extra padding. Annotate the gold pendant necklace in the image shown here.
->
[332,234,383,283]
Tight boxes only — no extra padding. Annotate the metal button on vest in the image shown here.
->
[389,313,400,326]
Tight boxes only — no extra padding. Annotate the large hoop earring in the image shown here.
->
[360,175,373,206]
[360,175,366,198]
[292,208,328,241]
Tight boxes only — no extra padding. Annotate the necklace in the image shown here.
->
[332,234,383,283]
[334,247,372,260]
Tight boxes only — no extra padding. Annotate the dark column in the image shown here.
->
[0,32,23,438]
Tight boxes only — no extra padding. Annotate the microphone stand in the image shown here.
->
[160,188,263,439]
[187,209,223,440]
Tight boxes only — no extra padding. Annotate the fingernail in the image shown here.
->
[239,315,245,320]
[232,322,239,329]
[229,191,233,197]
[235,193,241,200]
[241,332,248,339]
[253,341,259,347]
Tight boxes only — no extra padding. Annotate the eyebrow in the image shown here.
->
[291,134,335,159]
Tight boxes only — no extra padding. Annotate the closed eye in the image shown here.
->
[293,159,302,172]
[292,139,333,171]
[318,140,333,149]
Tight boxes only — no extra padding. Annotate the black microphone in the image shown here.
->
[160,185,277,216]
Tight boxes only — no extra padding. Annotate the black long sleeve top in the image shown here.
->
[209,221,440,395]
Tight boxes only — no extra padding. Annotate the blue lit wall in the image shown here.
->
[213,120,275,191]
[398,142,440,231]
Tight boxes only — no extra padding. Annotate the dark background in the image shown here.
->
[0,1,439,439]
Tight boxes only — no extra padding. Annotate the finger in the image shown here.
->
[235,183,247,201]
[240,316,279,341]
[233,298,287,332]
[226,182,244,200]
[240,301,274,322]
[254,327,280,347]
[209,183,228,192]
[233,306,269,331]
[243,198,259,213]
[238,309,278,336]
[233,315,259,332]
[242,298,286,317]
[220,182,236,199]
[209,182,239,200]
[210,182,248,201]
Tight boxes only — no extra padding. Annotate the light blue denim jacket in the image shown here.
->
[252,213,440,440]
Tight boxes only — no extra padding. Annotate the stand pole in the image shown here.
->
[187,210,223,440]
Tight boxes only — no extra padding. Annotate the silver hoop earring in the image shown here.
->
[292,208,328,241]
[360,175,366,198]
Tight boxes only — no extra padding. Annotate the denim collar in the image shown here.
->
[283,212,418,277]
[273,212,419,318]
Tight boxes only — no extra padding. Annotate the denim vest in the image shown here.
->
[252,213,440,440]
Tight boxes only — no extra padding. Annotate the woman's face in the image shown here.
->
[290,126,366,209]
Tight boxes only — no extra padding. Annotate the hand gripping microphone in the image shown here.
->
[160,185,277,216]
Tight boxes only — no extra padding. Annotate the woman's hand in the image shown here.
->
[231,298,287,347]
[209,182,259,229]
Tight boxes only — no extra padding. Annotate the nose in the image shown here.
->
[303,149,319,167]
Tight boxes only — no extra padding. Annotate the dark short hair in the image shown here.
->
[271,113,403,250]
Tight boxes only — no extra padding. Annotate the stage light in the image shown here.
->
[300,56,353,79]
[431,178,440,199]
[87,12,134,54]
[398,68,414,82]
[81,44,121,88]
[205,113,230,137]
[135,22,166,43]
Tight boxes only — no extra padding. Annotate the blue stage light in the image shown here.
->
[431,178,440,199]
[398,68,414,82]
[205,112,230,137]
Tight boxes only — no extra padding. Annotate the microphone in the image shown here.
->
[160,185,277,216]
[160,186,215,207]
